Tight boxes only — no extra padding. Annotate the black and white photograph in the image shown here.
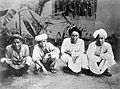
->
[0,0,120,89]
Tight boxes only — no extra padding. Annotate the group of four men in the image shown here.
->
[1,27,116,76]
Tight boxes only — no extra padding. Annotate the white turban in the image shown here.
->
[93,28,107,38]
[35,34,48,41]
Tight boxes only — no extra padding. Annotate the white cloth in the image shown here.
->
[32,42,60,69]
[1,56,32,69]
[61,54,88,73]
[87,41,116,75]
[0,44,32,69]
[35,34,48,41]
[61,38,88,73]
[93,28,107,38]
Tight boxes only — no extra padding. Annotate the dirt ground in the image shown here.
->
[0,58,119,89]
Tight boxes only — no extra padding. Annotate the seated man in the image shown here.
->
[1,34,32,76]
[87,28,116,76]
[32,34,60,74]
[61,26,88,73]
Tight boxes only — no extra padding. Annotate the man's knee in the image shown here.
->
[51,54,59,60]
[81,54,89,69]
[26,56,32,61]
[80,54,88,62]
[1,58,7,63]
[1,58,9,67]
[61,54,70,63]
[25,56,33,66]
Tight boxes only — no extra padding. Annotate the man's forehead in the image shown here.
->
[38,39,47,42]
[98,34,105,38]
[71,31,79,35]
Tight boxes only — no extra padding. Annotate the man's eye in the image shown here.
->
[14,42,20,43]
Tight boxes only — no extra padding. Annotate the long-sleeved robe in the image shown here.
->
[32,42,60,69]
[61,38,88,73]
[87,41,116,75]
[1,44,32,69]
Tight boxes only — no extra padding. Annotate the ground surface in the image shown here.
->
[0,58,119,89]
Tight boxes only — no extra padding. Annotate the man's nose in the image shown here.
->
[15,43,18,45]
[74,36,77,38]
[43,42,45,45]
[100,38,102,41]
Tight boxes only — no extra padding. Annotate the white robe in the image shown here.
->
[32,42,60,69]
[87,41,116,75]
[61,38,88,73]
[1,44,32,69]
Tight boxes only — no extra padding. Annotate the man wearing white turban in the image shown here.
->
[32,34,60,74]
[87,28,116,76]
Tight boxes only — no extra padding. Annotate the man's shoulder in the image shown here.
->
[47,42,55,46]
[6,45,12,49]
[78,38,84,42]
[34,44,39,48]
[63,38,71,42]
[89,41,96,46]
[104,42,111,47]
[22,44,29,48]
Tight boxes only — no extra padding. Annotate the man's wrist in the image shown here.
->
[100,53,103,59]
